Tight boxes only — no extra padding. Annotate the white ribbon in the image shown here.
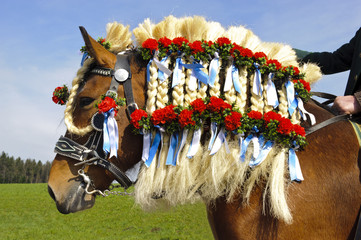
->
[297,97,316,125]
[187,128,202,158]
[209,53,220,87]
[285,80,298,116]
[208,122,218,150]
[249,140,274,167]
[289,148,304,181]
[266,73,279,108]
[103,110,119,158]
[224,64,233,92]
[174,129,188,163]
[210,127,229,155]
[141,130,151,162]
[172,57,183,87]
[188,71,198,91]
[125,161,142,183]
[252,63,262,96]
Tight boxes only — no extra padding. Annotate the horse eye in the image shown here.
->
[79,97,95,108]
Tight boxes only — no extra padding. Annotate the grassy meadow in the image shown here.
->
[0,184,213,240]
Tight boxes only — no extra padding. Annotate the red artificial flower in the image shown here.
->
[97,96,118,114]
[204,40,213,47]
[263,111,282,124]
[99,38,106,44]
[224,111,242,131]
[151,105,177,126]
[52,86,69,105]
[172,37,189,47]
[294,79,311,92]
[207,96,232,113]
[247,110,262,120]
[142,38,158,51]
[266,59,282,70]
[52,96,61,104]
[293,124,306,137]
[190,98,206,114]
[230,44,244,57]
[238,47,253,58]
[216,37,231,46]
[178,109,196,128]
[293,66,300,76]
[277,117,293,135]
[254,52,268,60]
[130,109,148,129]
[189,40,204,54]
[158,37,172,48]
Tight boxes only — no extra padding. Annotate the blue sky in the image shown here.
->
[0,0,360,162]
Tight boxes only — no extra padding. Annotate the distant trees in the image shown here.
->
[0,151,52,183]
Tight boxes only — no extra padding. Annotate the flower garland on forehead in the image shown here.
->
[135,35,314,182]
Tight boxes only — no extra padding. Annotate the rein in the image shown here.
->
[54,52,138,193]
[305,92,361,135]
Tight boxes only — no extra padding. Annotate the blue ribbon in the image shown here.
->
[103,110,111,154]
[146,59,153,82]
[285,80,298,116]
[249,140,274,167]
[145,129,161,167]
[209,55,219,87]
[288,148,304,181]
[166,132,179,166]
[81,52,88,66]
[252,63,262,96]
[240,134,254,162]
[172,57,182,87]
[232,65,242,94]
[208,122,218,150]
[183,62,209,85]
[158,57,168,82]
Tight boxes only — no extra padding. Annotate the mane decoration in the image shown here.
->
[54,16,322,224]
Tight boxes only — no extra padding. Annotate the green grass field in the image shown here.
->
[0,184,213,240]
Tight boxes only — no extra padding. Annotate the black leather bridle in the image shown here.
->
[54,53,138,189]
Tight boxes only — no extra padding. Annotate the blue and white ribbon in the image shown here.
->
[172,57,183,87]
[208,122,218,150]
[166,132,179,166]
[240,134,254,162]
[146,59,153,82]
[141,130,151,162]
[232,65,242,94]
[187,128,202,158]
[266,73,279,108]
[249,140,274,167]
[224,64,233,92]
[210,127,230,155]
[285,80,298,116]
[183,62,209,90]
[81,52,89,66]
[174,129,188,163]
[145,128,162,167]
[251,134,265,160]
[297,97,316,125]
[209,53,220,87]
[252,63,263,96]
[288,148,304,181]
[156,57,170,82]
[103,109,119,158]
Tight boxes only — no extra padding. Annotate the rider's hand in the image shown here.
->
[332,95,361,115]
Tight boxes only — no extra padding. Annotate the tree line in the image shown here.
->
[0,151,52,183]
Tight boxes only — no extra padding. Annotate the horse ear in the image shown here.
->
[79,26,116,68]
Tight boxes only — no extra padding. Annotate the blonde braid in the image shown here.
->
[64,59,94,136]
[291,109,301,124]
[249,72,264,113]
[156,57,170,109]
[146,60,158,113]
[262,75,273,113]
[172,58,186,106]
[209,59,221,98]
[184,67,197,107]
[277,85,289,118]
[197,62,209,100]
[224,63,237,105]
[236,66,248,113]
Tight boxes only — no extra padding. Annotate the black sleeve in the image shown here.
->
[301,28,361,75]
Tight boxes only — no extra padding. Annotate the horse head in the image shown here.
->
[47,27,145,214]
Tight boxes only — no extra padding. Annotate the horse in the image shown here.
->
[47,17,361,239]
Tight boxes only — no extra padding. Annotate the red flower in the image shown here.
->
[247,110,262,120]
[158,37,172,48]
[225,111,242,131]
[294,79,311,92]
[151,105,177,126]
[204,40,213,47]
[207,96,232,113]
[230,44,244,57]
[142,38,158,51]
[189,40,204,54]
[99,38,106,44]
[293,124,306,137]
[237,47,253,58]
[130,109,148,129]
[190,98,206,114]
[266,59,282,70]
[254,52,268,60]
[52,85,69,105]
[264,111,282,124]
[216,37,231,46]
[97,96,118,114]
[277,117,293,135]
[178,109,196,128]
[172,37,189,47]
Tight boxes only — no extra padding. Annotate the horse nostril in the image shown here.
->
[48,185,56,201]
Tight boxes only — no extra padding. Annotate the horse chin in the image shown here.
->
[48,181,96,214]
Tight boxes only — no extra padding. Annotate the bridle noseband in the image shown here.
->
[54,52,138,192]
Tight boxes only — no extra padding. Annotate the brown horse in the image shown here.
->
[47,27,361,239]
